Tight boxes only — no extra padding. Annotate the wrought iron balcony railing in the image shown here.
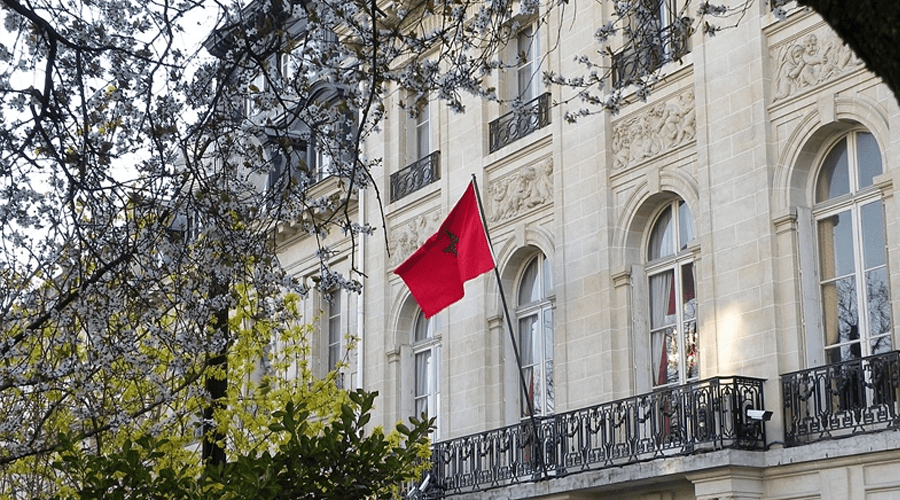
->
[488,93,551,154]
[420,376,765,499]
[782,350,900,446]
[612,24,691,87]
[390,151,441,203]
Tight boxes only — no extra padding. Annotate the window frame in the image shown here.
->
[503,19,542,107]
[645,198,698,389]
[405,93,432,165]
[812,129,892,364]
[411,309,441,437]
[516,252,554,417]
[324,289,344,386]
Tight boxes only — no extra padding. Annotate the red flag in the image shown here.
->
[395,182,495,318]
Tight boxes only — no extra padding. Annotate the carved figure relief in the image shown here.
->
[487,158,554,223]
[611,91,696,171]
[771,30,861,102]
[388,211,441,266]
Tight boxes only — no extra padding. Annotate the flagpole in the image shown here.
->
[469,174,547,480]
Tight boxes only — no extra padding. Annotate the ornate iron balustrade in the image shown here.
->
[488,93,551,153]
[390,151,441,203]
[782,351,900,446]
[421,376,765,499]
[612,24,691,87]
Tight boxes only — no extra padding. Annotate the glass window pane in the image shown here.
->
[415,397,428,418]
[816,138,850,202]
[821,276,859,348]
[648,207,674,261]
[678,201,695,250]
[856,131,882,189]
[860,201,886,270]
[516,26,536,101]
[681,262,696,318]
[519,314,537,366]
[415,350,431,397]
[543,308,554,414]
[518,258,541,305]
[413,309,433,343]
[817,210,855,279]
[825,343,861,364]
[684,319,699,380]
[649,270,676,329]
[866,267,892,338]
[651,327,678,386]
[542,255,553,297]
[869,334,892,355]
[416,104,429,159]
[521,365,535,416]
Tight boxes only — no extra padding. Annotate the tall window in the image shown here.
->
[505,23,541,105]
[406,96,430,164]
[266,136,305,198]
[326,291,343,385]
[647,199,697,388]
[815,131,892,364]
[517,253,553,416]
[412,309,440,436]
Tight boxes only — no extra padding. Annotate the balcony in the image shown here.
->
[390,151,441,203]
[782,351,900,446]
[488,93,551,154]
[612,24,690,87]
[419,376,765,499]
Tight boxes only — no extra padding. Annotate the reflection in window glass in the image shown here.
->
[856,131,882,189]
[816,138,849,203]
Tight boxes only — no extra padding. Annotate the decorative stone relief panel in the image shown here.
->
[771,28,862,103]
[486,158,553,223]
[388,210,441,267]
[611,90,696,171]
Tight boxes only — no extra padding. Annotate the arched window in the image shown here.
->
[647,199,697,387]
[412,309,440,436]
[517,253,553,416]
[814,130,891,363]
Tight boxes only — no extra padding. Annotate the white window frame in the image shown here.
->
[325,290,344,386]
[405,94,431,165]
[516,253,553,417]
[812,130,892,365]
[503,21,541,107]
[646,199,698,388]
[412,309,441,438]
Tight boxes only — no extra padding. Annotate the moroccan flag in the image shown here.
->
[395,182,495,318]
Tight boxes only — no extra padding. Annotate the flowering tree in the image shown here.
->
[0,0,895,496]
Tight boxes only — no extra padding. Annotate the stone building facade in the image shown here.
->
[276,2,900,499]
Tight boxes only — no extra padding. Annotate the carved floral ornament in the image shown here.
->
[388,210,442,267]
[771,29,862,103]
[486,158,554,223]
[611,91,696,171]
